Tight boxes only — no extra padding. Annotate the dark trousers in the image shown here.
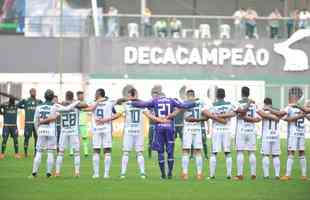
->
[2,126,19,154]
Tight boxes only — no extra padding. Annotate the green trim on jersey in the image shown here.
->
[213,99,231,107]
[17,97,43,123]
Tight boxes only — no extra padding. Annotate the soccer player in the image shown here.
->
[119,88,166,179]
[17,88,43,157]
[86,88,121,179]
[267,87,308,181]
[132,92,196,179]
[55,91,81,177]
[234,87,261,181]
[0,97,20,159]
[70,91,89,157]
[53,95,61,152]
[257,97,281,179]
[209,88,236,179]
[181,89,210,180]
[30,89,80,178]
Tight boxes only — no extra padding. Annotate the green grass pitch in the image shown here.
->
[0,138,309,200]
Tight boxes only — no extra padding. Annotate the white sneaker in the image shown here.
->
[120,174,125,179]
[103,174,110,179]
[92,174,99,179]
[140,174,147,179]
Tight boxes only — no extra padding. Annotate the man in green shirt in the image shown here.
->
[17,88,42,157]
[0,97,20,159]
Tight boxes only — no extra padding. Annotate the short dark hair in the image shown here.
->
[76,91,84,96]
[241,86,250,97]
[264,97,272,105]
[216,88,225,99]
[128,88,137,97]
[66,91,74,101]
[44,89,54,101]
[96,88,105,97]
[186,89,195,96]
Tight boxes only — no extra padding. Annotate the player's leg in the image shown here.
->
[11,127,20,158]
[234,132,244,180]
[72,135,81,177]
[55,133,66,176]
[33,125,38,156]
[193,134,203,180]
[80,125,89,157]
[166,128,175,179]
[56,126,61,153]
[261,140,271,179]
[224,132,232,179]
[271,140,281,179]
[248,134,257,180]
[135,134,146,178]
[120,134,132,178]
[31,136,45,177]
[202,130,208,159]
[181,132,191,180]
[0,127,10,159]
[103,132,112,178]
[23,125,32,157]
[209,131,219,179]
[281,135,296,180]
[153,128,166,179]
[148,125,154,158]
[298,137,307,180]
[92,133,101,178]
[46,136,57,178]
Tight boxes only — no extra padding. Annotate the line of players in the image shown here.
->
[1,85,308,181]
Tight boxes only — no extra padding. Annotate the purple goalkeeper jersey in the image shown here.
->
[132,97,196,128]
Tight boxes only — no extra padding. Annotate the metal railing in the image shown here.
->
[1,14,309,39]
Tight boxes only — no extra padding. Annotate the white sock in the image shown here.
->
[92,152,100,176]
[121,152,129,175]
[273,156,280,177]
[195,154,203,175]
[46,150,54,174]
[225,154,232,177]
[182,154,190,174]
[285,155,294,176]
[32,151,42,174]
[137,152,145,175]
[262,156,270,178]
[74,151,80,174]
[209,154,216,177]
[104,153,111,177]
[55,152,64,174]
[237,152,244,176]
[249,152,256,176]
[300,156,307,177]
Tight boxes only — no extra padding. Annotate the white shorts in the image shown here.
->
[211,132,231,153]
[287,135,305,151]
[236,132,256,151]
[261,137,281,155]
[36,135,57,150]
[58,133,80,152]
[92,132,112,149]
[122,133,144,152]
[182,132,203,149]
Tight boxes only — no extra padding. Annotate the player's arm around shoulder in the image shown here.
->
[143,110,170,123]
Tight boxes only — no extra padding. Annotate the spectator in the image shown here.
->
[13,0,25,33]
[268,8,282,39]
[287,9,299,37]
[142,7,152,37]
[154,18,168,37]
[169,17,182,37]
[298,9,308,29]
[245,8,258,39]
[106,6,119,37]
[233,8,246,38]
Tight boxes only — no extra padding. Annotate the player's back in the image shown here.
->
[183,99,204,129]
[285,106,305,137]
[60,102,79,135]
[92,100,115,130]
[35,102,56,136]
[211,100,234,128]
[123,100,145,135]
[236,100,258,132]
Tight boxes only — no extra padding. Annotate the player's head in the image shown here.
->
[95,88,105,100]
[186,89,195,100]
[127,88,138,99]
[151,85,162,98]
[29,88,36,98]
[288,87,303,103]
[216,88,225,100]
[52,95,58,103]
[65,91,74,101]
[44,89,54,102]
[264,97,272,107]
[241,86,250,98]
[76,91,84,101]
[9,97,15,105]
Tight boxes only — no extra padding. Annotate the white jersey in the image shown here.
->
[34,101,79,137]
[183,99,205,135]
[210,100,235,134]
[60,106,80,136]
[92,100,116,134]
[236,100,259,135]
[123,100,145,136]
[261,110,280,142]
[283,106,305,138]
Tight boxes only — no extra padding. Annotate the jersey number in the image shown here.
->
[130,110,140,123]
[96,109,104,118]
[39,111,49,119]
[62,113,77,128]
[192,108,200,118]
[268,120,278,130]
[158,103,171,117]
[295,118,304,129]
